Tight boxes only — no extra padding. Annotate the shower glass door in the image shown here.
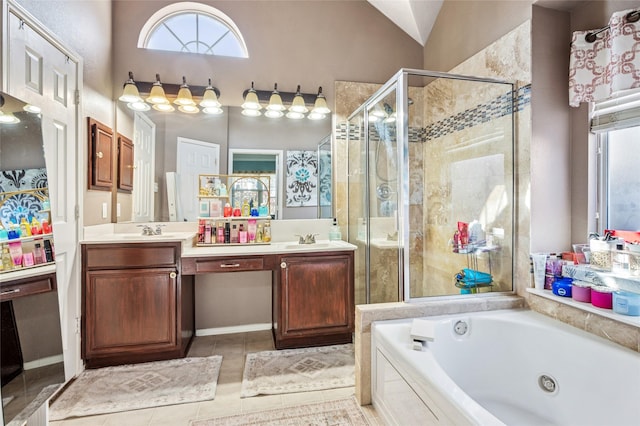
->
[367,88,400,303]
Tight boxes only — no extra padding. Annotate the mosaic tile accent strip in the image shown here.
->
[334,84,531,143]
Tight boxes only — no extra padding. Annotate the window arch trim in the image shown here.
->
[137,1,248,58]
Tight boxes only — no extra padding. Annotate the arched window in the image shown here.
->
[138,2,248,58]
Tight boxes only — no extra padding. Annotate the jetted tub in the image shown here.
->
[371,309,640,426]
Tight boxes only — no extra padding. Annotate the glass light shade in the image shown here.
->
[128,101,151,112]
[23,104,41,114]
[0,112,20,124]
[200,88,221,108]
[289,94,308,113]
[241,108,261,117]
[153,103,175,112]
[311,94,331,115]
[307,112,326,120]
[368,114,380,122]
[242,89,262,110]
[265,109,284,118]
[147,83,169,104]
[202,106,223,115]
[178,104,199,114]
[174,86,195,106]
[119,82,142,103]
[286,111,305,119]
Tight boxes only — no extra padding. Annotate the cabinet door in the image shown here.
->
[88,117,114,190]
[84,268,177,357]
[117,134,134,192]
[278,253,354,339]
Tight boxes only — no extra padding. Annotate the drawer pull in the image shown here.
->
[1,288,21,296]
[220,263,241,268]
[96,151,104,159]
[169,272,177,279]
[280,262,287,269]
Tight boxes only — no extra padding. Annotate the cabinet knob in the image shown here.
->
[96,151,103,159]
[280,262,287,269]
[169,272,177,279]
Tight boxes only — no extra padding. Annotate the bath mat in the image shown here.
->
[191,397,370,425]
[48,356,222,420]
[240,344,354,397]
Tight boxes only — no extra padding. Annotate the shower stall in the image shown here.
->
[347,69,515,304]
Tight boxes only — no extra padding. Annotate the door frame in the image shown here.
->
[228,148,284,219]
[2,0,85,379]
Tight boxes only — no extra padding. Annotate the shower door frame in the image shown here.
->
[347,68,516,304]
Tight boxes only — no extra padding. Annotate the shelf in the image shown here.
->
[2,233,54,244]
[197,195,229,199]
[0,261,56,276]
[198,216,271,221]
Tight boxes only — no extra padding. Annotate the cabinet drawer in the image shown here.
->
[84,244,179,269]
[0,272,57,301]
[194,257,265,273]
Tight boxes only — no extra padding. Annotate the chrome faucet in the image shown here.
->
[296,233,318,244]
[137,224,164,236]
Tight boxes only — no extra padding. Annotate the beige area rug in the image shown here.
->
[49,356,222,420]
[191,397,370,425]
[240,344,354,398]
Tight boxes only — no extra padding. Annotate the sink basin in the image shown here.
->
[283,243,332,250]
[118,233,177,239]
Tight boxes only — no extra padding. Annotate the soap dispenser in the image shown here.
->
[329,218,342,241]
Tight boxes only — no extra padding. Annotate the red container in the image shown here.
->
[591,285,613,309]
[572,281,592,303]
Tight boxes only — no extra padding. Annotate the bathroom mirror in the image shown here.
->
[115,104,331,222]
[0,91,66,424]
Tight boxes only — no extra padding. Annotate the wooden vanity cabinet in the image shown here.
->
[82,243,194,368]
[273,251,354,349]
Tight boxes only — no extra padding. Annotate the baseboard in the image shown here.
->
[24,354,64,370]
[196,323,272,336]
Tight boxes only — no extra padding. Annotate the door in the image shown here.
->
[5,4,82,379]
[176,137,219,221]
[132,112,155,222]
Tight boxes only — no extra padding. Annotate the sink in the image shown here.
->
[283,243,332,250]
[118,233,177,239]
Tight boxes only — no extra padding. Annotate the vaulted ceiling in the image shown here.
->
[367,0,444,46]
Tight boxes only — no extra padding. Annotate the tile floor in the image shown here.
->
[46,331,381,425]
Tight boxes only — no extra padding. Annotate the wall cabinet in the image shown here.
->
[82,243,194,368]
[117,133,134,193]
[273,251,354,349]
[88,117,114,191]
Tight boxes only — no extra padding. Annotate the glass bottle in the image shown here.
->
[2,245,13,271]
[263,221,272,243]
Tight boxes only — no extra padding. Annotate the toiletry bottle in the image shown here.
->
[263,221,272,243]
[256,224,263,243]
[30,217,41,235]
[43,240,54,263]
[224,222,231,244]
[329,218,342,241]
[0,226,7,242]
[41,219,51,234]
[259,202,268,217]
[242,198,250,217]
[198,219,205,244]
[217,222,225,243]
[239,224,247,244]
[34,243,44,264]
[231,224,239,243]
[204,222,212,244]
[9,241,23,267]
[233,202,242,217]
[2,245,13,271]
[20,217,32,237]
[23,252,35,267]
[223,203,232,217]
[248,219,257,243]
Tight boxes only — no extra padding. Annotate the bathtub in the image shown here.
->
[371,309,640,426]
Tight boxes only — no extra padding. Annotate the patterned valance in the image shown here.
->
[569,9,640,107]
